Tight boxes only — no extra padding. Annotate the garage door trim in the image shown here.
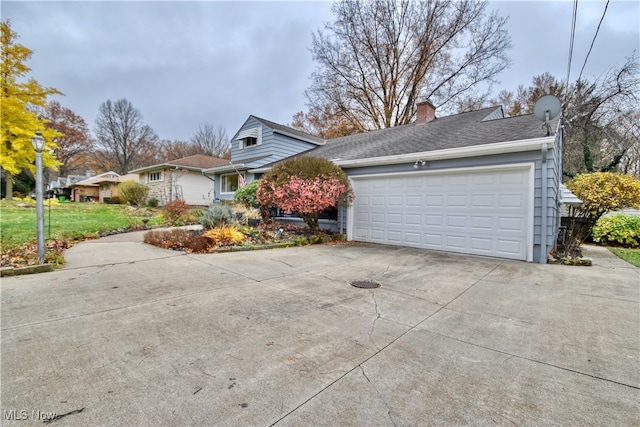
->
[347,163,535,261]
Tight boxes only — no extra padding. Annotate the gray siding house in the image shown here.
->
[209,102,564,263]
[202,116,324,200]
[302,102,563,263]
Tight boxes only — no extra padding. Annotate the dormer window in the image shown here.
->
[243,137,258,148]
[235,126,262,150]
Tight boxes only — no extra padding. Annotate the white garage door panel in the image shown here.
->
[351,167,531,260]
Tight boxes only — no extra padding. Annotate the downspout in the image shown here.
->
[202,171,216,202]
[540,143,548,264]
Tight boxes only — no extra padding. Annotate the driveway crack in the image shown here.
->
[368,289,381,348]
[359,365,397,427]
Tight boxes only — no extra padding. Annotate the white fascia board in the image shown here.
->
[131,164,208,174]
[202,163,244,174]
[333,136,556,168]
[248,166,272,174]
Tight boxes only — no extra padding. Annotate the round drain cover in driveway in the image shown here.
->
[350,280,380,289]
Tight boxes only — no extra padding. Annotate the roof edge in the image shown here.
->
[332,135,556,168]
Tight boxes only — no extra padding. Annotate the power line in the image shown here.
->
[577,0,610,82]
[565,0,579,86]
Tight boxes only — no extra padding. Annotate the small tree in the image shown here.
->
[256,157,353,231]
[563,172,640,255]
[118,180,149,206]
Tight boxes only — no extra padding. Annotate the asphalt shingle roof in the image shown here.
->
[307,106,559,161]
[252,116,325,145]
[167,154,230,169]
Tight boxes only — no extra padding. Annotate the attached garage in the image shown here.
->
[349,165,534,261]
[305,103,563,263]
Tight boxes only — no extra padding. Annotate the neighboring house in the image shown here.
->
[202,116,325,201]
[94,173,140,202]
[216,101,564,263]
[48,173,91,200]
[129,155,229,206]
[69,171,122,202]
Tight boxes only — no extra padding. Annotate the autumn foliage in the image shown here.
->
[257,157,353,231]
[1,20,61,181]
[562,172,640,254]
[567,172,640,219]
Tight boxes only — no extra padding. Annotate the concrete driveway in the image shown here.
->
[1,233,638,426]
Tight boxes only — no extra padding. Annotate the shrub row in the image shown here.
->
[592,214,640,248]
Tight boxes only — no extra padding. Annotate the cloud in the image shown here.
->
[3,0,638,142]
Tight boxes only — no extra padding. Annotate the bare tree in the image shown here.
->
[475,57,639,178]
[616,110,640,176]
[562,57,639,177]
[190,122,229,157]
[307,0,512,130]
[94,99,158,174]
[158,139,204,161]
[290,103,361,138]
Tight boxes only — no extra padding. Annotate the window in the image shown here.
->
[235,126,262,150]
[243,137,258,148]
[148,171,162,182]
[221,173,245,193]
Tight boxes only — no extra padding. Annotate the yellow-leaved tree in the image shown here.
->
[562,172,640,256]
[1,20,62,199]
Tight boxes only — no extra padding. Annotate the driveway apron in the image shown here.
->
[1,236,638,426]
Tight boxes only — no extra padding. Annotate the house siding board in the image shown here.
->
[175,171,214,206]
[231,117,317,164]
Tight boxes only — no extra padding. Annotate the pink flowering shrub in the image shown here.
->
[257,157,354,231]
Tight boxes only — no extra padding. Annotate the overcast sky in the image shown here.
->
[3,1,639,142]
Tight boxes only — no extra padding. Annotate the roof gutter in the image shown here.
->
[249,135,556,174]
[332,135,556,168]
[129,164,210,174]
[202,163,246,174]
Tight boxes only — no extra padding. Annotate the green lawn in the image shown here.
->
[607,247,640,267]
[1,200,155,248]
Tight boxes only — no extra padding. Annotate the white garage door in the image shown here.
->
[350,166,533,261]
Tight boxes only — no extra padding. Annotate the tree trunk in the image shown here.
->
[301,212,320,232]
[5,173,13,200]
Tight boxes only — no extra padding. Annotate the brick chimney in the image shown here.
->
[416,100,436,125]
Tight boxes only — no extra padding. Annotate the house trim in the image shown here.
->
[346,162,536,262]
[272,129,325,146]
[248,135,556,174]
[333,136,556,168]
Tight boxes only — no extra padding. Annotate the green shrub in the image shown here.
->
[110,195,123,204]
[200,203,234,229]
[119,181,149,206]
[592,214,640,247]
[147,197,159,208]
[292,236,309,246]
[234,179,260,208]
[187,208,204,224]
[309,234,329,244]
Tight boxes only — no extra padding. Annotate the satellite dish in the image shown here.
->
[533,94,561,136]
